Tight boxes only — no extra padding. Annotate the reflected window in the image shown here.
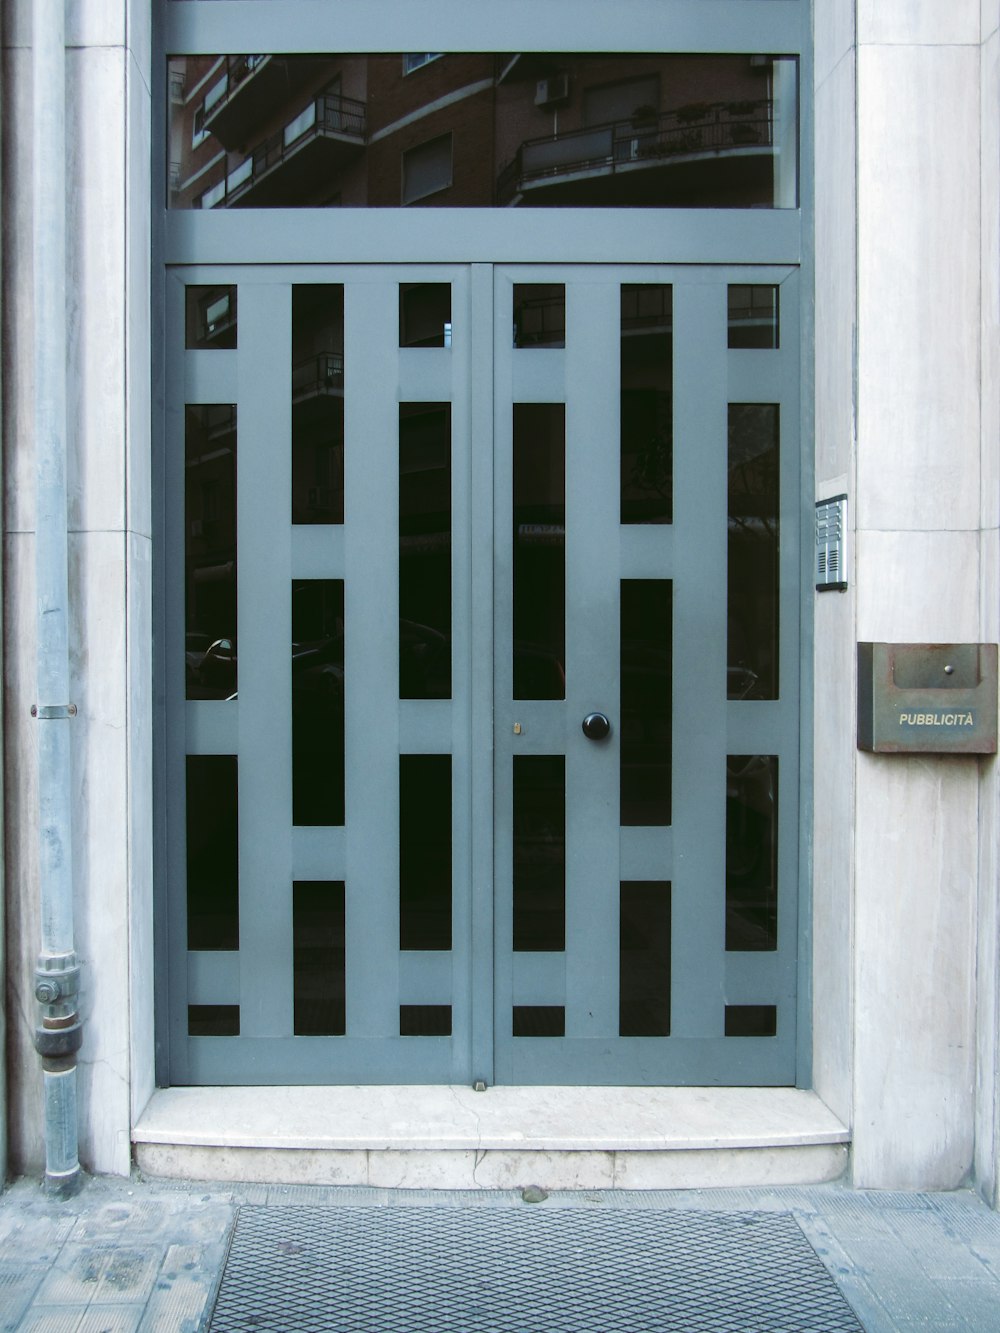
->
[513,285,565,348]
[168,54,798,210]
[513,405,565,700]
[185,406,237,700]
[185,285,237,349]
[403,54,443,75]
[726,755,778,951]
[400,284,452,348]
[400,404,452,700]
[292,285,344,525]
[728,284,779,349]
[402,134,453,205]
[621,284,672,523]
[728,403,779,699]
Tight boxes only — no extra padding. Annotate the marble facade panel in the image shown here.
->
[66,45,127,536]
[814,55,857,486]
[858,0,981,46]
[853,754,978,1189]
[856,43,981,532]
[855,528,981,643]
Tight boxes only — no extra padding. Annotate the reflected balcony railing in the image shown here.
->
[292,351,345,400]
[496,99,773,205]
[202,94,367,208]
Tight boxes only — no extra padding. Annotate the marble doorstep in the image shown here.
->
[134,1085,849,1153]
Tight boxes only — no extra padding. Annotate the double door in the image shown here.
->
[166,262,801,1086]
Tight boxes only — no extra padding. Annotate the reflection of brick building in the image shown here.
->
[171,54,784,210]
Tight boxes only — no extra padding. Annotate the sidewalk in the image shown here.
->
[2,1173,1000,1330]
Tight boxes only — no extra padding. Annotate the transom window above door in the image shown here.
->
[167,52,799,210]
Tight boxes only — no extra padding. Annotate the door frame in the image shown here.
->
[152,0,814,1091]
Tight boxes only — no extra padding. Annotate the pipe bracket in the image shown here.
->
[31,703,78,719]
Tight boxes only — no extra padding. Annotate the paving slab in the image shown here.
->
[1,1175,999,1330]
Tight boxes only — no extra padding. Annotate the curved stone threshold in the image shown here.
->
[135,1084,848,1153]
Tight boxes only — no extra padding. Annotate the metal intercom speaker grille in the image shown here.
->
[208,1204,864,1332]
[816,493,848,591]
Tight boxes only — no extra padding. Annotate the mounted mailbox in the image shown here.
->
[857,643,998,754]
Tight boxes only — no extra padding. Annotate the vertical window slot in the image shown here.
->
[185,406,237,700]
[725,755,778,951]
[292,581,345,827]
[292,285,344,525]
[513,405,565,700]
[400,755,453,951]
[186,755,239,951]
[513,755,565,952]
[621,284,672,524]
[728,403,779,699]
[293,881,346,1035]
[620,580,672,826]
[619,882,671,1036]
[400,404,452,700]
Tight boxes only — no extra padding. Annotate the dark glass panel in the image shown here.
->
[292,581,345,827]
[186,755,239,950]
[400,404,452,700]
[621,284,672,524]
[513,405,565,700]
[169,55,797,210]
[621,580,672,825]
[293,881,346,1035]
[513,755,565,952]
[728,403,779,699]
[726,755,778,951]
[512,1006,565,1037]
[728,284,779,349]
[400,283,452,347]
[725,1004,777,1037]
[619,882,671,1036]
[185,406,237,700]
[188,1005,240,1036]
[292,286,344,525]
[400,755,452,951]
[513,284,565,348]
[185,285,237,349]
[400,1005,452,1036]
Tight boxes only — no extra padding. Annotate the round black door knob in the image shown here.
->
[582,712,611,740]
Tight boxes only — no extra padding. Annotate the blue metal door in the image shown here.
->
[166,260,801,1086]
[491,264,801,1084]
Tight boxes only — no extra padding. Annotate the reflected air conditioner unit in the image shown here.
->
[535,74,570,107]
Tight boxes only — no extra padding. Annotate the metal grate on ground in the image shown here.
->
[208,1204,866,1332]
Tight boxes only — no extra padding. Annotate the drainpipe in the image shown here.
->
[32,0,81,1197]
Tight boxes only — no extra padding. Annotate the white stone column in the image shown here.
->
[975,0,1000,1208]
[1,0,151,1178]
[851,0,986,1190]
